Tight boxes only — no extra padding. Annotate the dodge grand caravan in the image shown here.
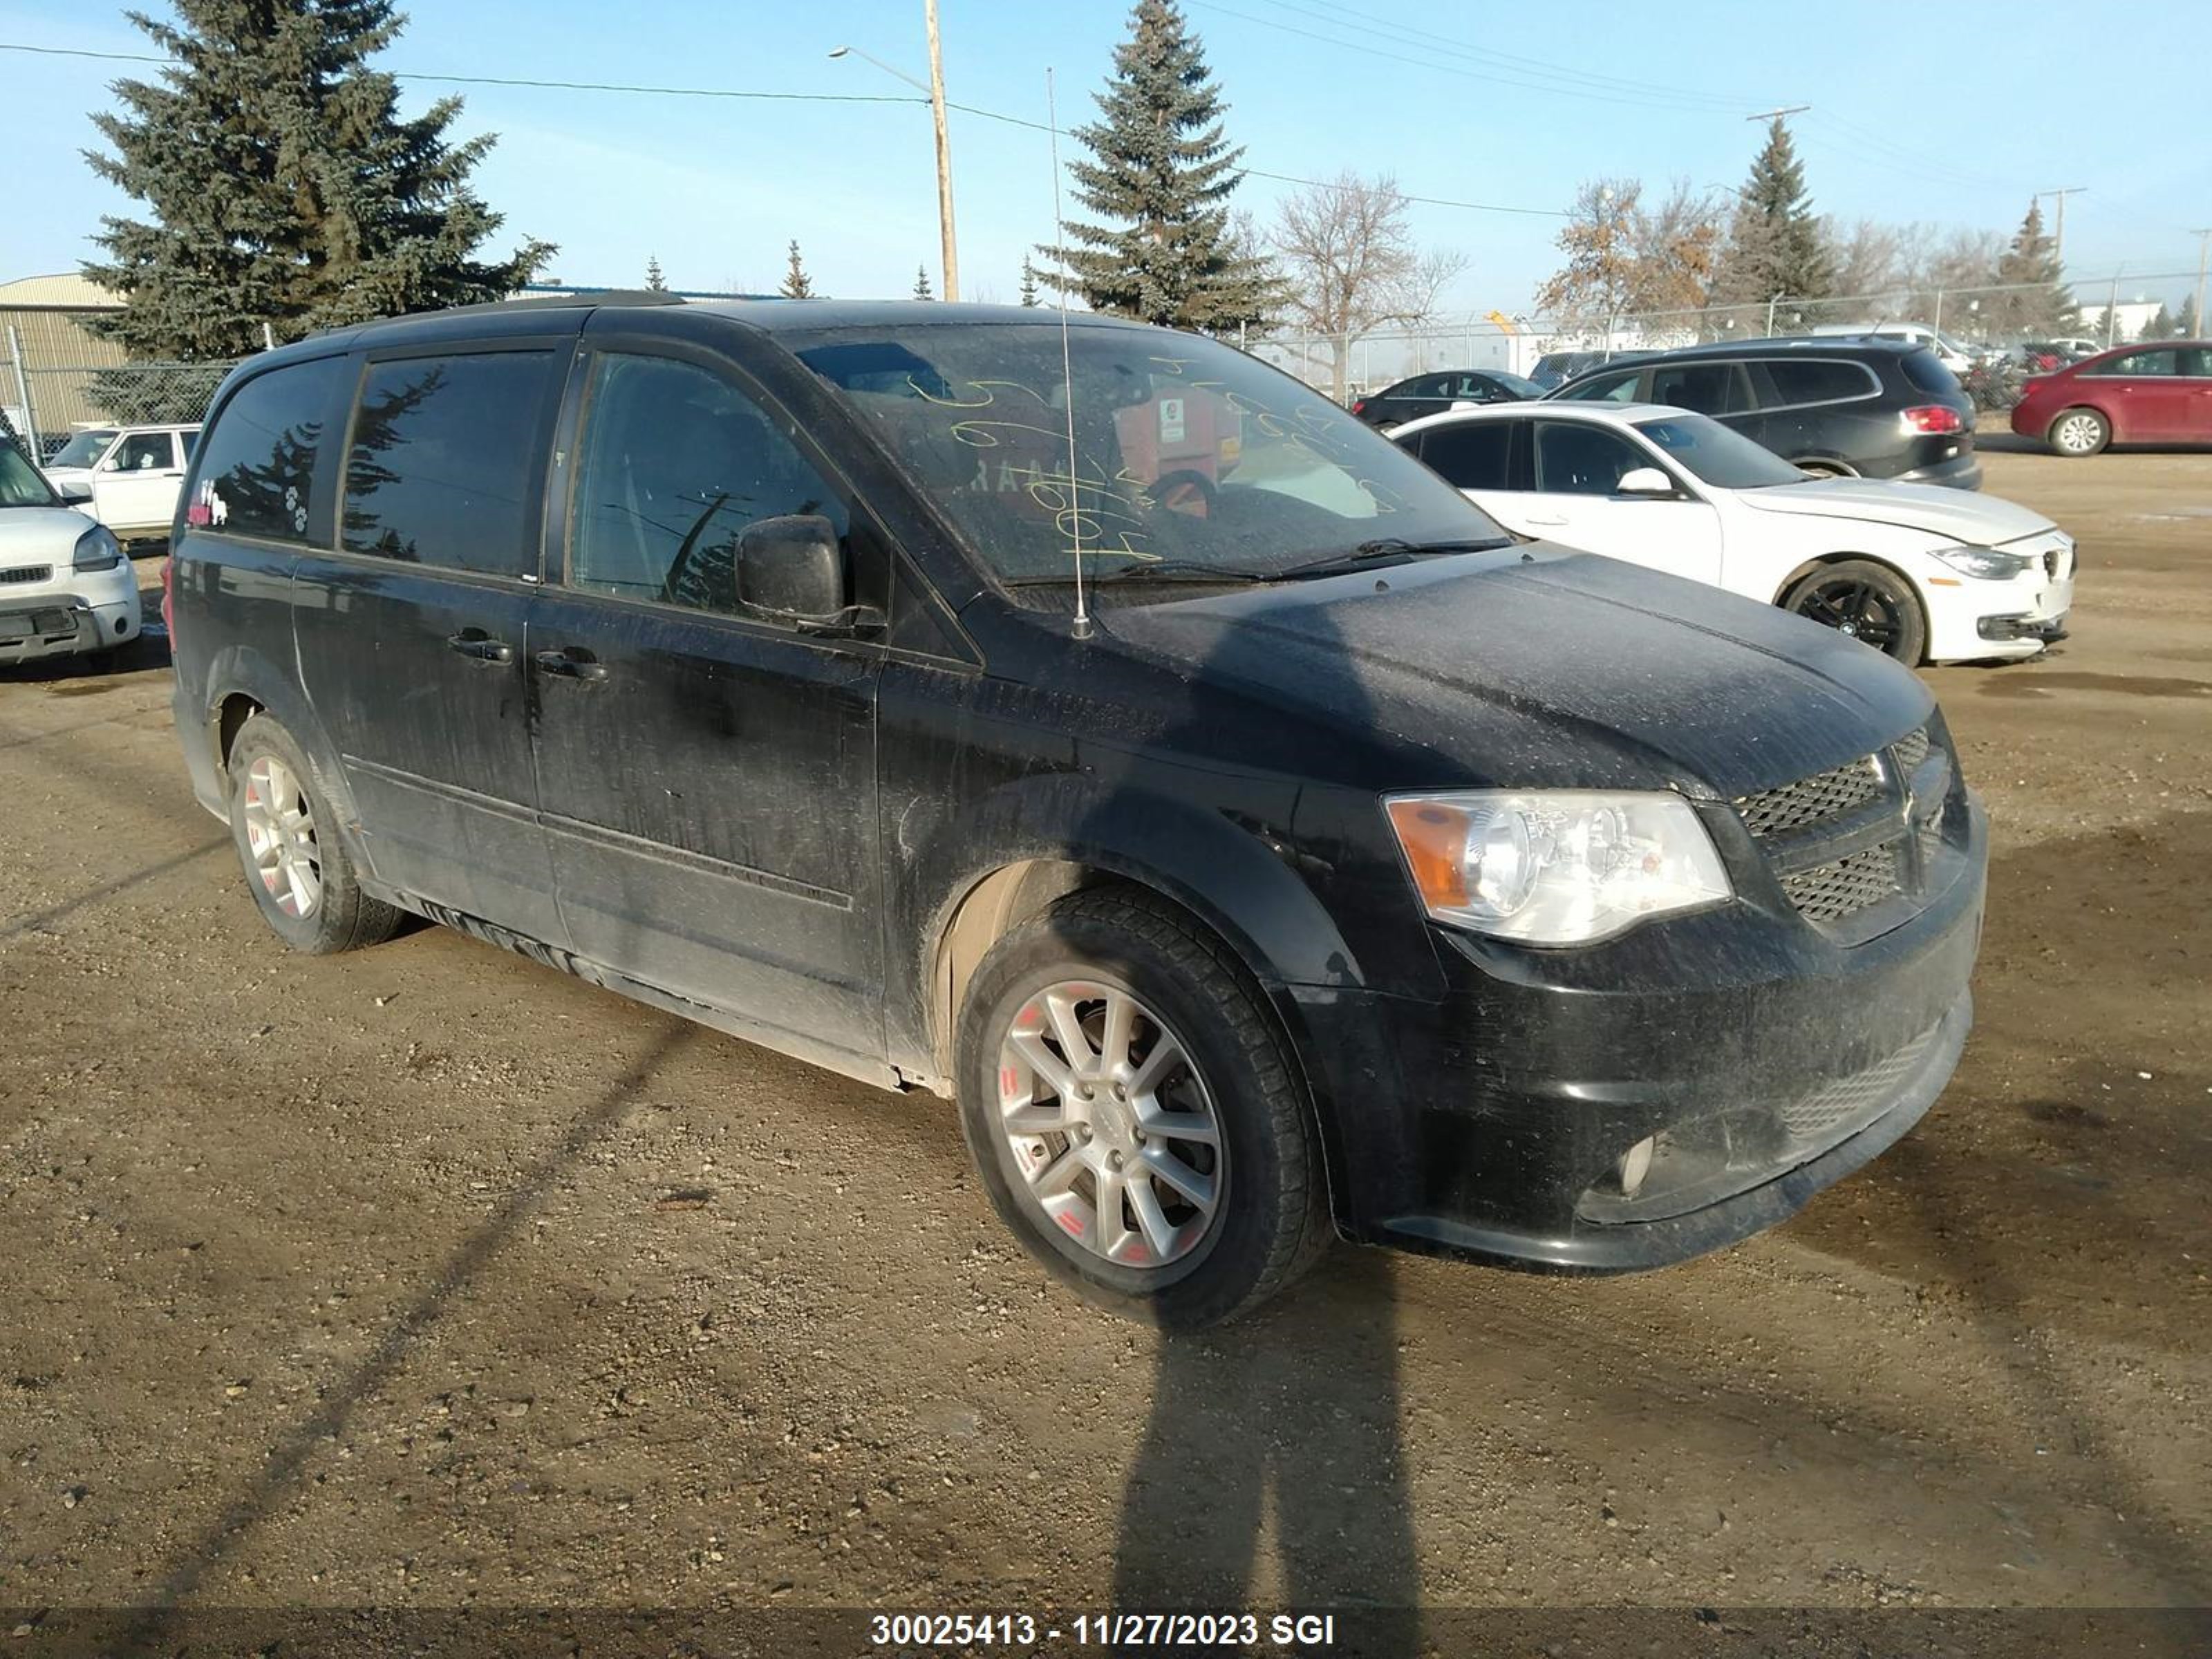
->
[169,295,1987,1327]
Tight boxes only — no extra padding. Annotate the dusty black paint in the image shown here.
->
[169,297,1986,1273]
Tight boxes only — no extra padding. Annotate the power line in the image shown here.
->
[1,37,1570,220]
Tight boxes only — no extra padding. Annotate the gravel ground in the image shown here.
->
[0,444,2206,1651]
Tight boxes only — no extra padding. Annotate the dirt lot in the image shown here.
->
[1,446,2206,1648]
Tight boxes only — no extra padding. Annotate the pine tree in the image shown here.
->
[83,0,551,365]
[2138,301,2175,341]
[2180,293,2204,338]
[644,255,667,292]
[912,264,934,301]
[780,241,816,299]
[1709,118,1831,319]
[1987,200,2074,340]
[1018,257,1040,308]
[1040,0,1271,334]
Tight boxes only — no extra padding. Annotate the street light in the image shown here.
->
[830,8,960,302]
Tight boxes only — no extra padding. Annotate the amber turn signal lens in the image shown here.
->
[1385,798,1470,910]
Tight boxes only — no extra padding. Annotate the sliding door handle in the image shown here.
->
[446,631,514,664]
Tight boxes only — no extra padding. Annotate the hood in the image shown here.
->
[41,467,94,489]
[0,505,99,559]
[1098,547,1933,798]
[1740,477,2054,544]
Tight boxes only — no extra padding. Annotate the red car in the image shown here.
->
[2012,341,2212,456]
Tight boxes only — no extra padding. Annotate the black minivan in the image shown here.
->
[1548,338,1981,489]
[169,295,1986,1327]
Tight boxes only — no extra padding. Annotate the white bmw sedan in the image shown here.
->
[1391,401,2074,664]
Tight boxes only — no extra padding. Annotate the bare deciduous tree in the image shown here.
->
[1268,171,1438,398]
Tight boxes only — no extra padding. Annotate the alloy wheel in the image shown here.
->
[1796,579,1904,654]
[2054,412,2101,454]
[241,755,322,919]
[995,980,1225,1269]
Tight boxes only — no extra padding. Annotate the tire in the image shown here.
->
[2047,406,2108,457]
[955,885,1330,1328]
[1783,559,1929,666]
[225,714,404,954]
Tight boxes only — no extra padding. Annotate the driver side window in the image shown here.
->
[1533,420,1644,496]
[568,353,850,618]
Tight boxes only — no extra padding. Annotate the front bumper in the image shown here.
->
[1293,794,1987,1273]
[0,591,140,664]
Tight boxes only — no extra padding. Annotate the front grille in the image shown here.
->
[1891,727,1931,777]
[1736,724,1950,937]
[1781,843,1902,921]
[1735,755,1883,838]
[1778,1021,1942,1141]
[0,564,53,585]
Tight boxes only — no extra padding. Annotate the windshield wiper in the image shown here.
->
[1273,536,1511,581]
[1005,559,1270,588]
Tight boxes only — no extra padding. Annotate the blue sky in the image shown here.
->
[5,0,2209,311]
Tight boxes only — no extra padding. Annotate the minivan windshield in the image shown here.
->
[797,322,1504,598]
[1633,413,1812,490]
[47,429,118,469]
[0,443,59,507]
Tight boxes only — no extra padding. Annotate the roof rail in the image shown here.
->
[395,290,689,321]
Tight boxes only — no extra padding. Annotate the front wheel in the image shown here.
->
[2047,407,2108,457]
[955,888,1329,1327]
[1783,560,1928,665]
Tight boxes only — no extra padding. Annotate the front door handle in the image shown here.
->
[534,647,608,683]
[446,630,514,664]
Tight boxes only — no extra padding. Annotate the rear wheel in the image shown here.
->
[2047,406,2108,457]
[226,715,404,954]
[1784,560,1928,665]
[956,887,1329,1327]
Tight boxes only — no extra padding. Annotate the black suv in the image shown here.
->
[1351,368,1540,430]
[168,296,1986,1327]
[1549,339,1980,488]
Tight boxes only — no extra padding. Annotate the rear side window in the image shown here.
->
[193,357,346,543]
[178,428,200,460]
[1557,368,1640,403]
[343,351,561,577]
[2084,349,2179,377]
[2181,348,2212,377]
[1899,349,1960,397]
[1763,358,1877,406]
[1647,362,1747,415]
[1416,421,1512,490]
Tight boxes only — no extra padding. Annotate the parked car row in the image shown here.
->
[160,294,1990,1326]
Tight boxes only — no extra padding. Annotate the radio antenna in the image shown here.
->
[1046,66,1090,639]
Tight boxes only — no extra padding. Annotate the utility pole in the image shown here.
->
[924,0,959,303]
[1745,104,1811,125]
[2036,186,2088,263]
[2193,229,2211,337]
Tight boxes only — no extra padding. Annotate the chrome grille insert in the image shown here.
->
[1734,756,1883,840]
[1780,843,1902,922]
[1736,726,1949,935]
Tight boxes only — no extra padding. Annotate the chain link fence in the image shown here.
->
[0,344,241,465]
[1250,270,2206,400]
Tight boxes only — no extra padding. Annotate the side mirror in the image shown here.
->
[55,481,93,505]
[1614,466,1676,498]
[735,514,872,629]
[1450,398,1480,411]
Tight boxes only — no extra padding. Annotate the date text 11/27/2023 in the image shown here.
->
[867,1612,1340,1649]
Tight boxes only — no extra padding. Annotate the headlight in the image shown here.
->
[1931,545,2031,580]
[71,525,123,572]
[1384,790,1731,946]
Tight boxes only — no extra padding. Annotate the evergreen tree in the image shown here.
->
[913,264,934,301]
[644,255,667,292]
[2180,293,2203,339]
[1987,200,2074,339]
[780,241,816,299]
[1018,257,1040,307]
[84,0,551,364]
[1709,118,1831,319]
[2138,301,2175,341]
[1040,0,1271,333]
